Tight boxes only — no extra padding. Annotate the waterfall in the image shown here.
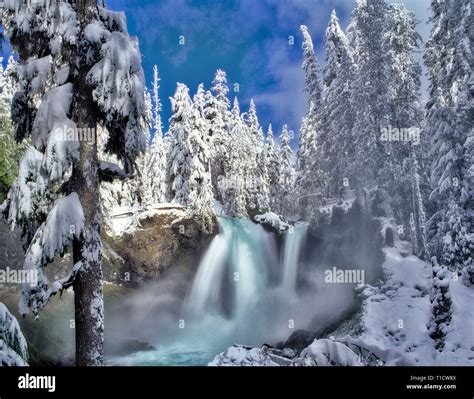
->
[184,217,307,319]
[281,223,309,294]
[184,218,233,315]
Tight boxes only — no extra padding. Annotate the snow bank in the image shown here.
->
[348,245,474,365]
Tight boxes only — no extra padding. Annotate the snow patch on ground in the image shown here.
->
[347,246,474,365]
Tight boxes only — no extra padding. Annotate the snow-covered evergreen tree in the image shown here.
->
[166,82,215,229]
[255,130,270,213]
[265,124,281,212]
[144,65,167,206]
[2,0,148,365]
[0,55,27,202]
[278,125,295,218]
[222,98,249,218]
[350,0,390,192]
[300,25,323,108]
[425,0,473,285]
[428,258,452,351]
[0,302,29,366]
[187,100,215,233]
[167,83,193,205]
[321,11,356,199]
[244,99,266,215]
[384,4,428,257]
[205,70,231,202]
[296,25,325,220]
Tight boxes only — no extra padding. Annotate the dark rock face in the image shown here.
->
[278,330,317,354]
[104,211,216,287]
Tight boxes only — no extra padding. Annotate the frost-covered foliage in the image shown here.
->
[165,83,214,231]
[144,66,167,206]
[428,258,452,351]
[19,193,84,316]
[207,70,231,201]
[295,26,325,220]
[0,302,28,366]
[221,98,251,218]
[320,11,356,199]
[244,99,268,215]
[278,125,295,218]
[86,8,147,173]
[2,2,147,365]
[424,0,473,285]
[350,0,390,190]
[0,55,27,202]
[265,124,281,211]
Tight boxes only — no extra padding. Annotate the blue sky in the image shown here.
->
[2,0,432,142]
[106,0,432,141]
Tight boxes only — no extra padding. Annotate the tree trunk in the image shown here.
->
[71,0,104,367]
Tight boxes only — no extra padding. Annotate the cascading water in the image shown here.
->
[280,223,309,295]
[184,217,278,318]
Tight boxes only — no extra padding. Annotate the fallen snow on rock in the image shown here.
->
[254,212,290,233]
[108,203,187,237]
[291,339,361,366]
[209,345,281,366]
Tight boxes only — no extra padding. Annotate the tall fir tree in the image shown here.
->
[383,4,428,257]
[144,65,167,205]
[222,97,250,217]
[166,83,193,205]
[321,10,356,199]
[2,0,148,365]
[245,99,266,215]
[296,25,325,220]
[278,125,295,218]
[206,70,231,202]
[265,124,281,212]
[424,0,473,285]
[350,0,391,194]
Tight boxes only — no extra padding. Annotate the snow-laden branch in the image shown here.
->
[20,193,84,316]
[0,303,29,366]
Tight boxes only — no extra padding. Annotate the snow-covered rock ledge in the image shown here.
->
[253,212,290,233]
